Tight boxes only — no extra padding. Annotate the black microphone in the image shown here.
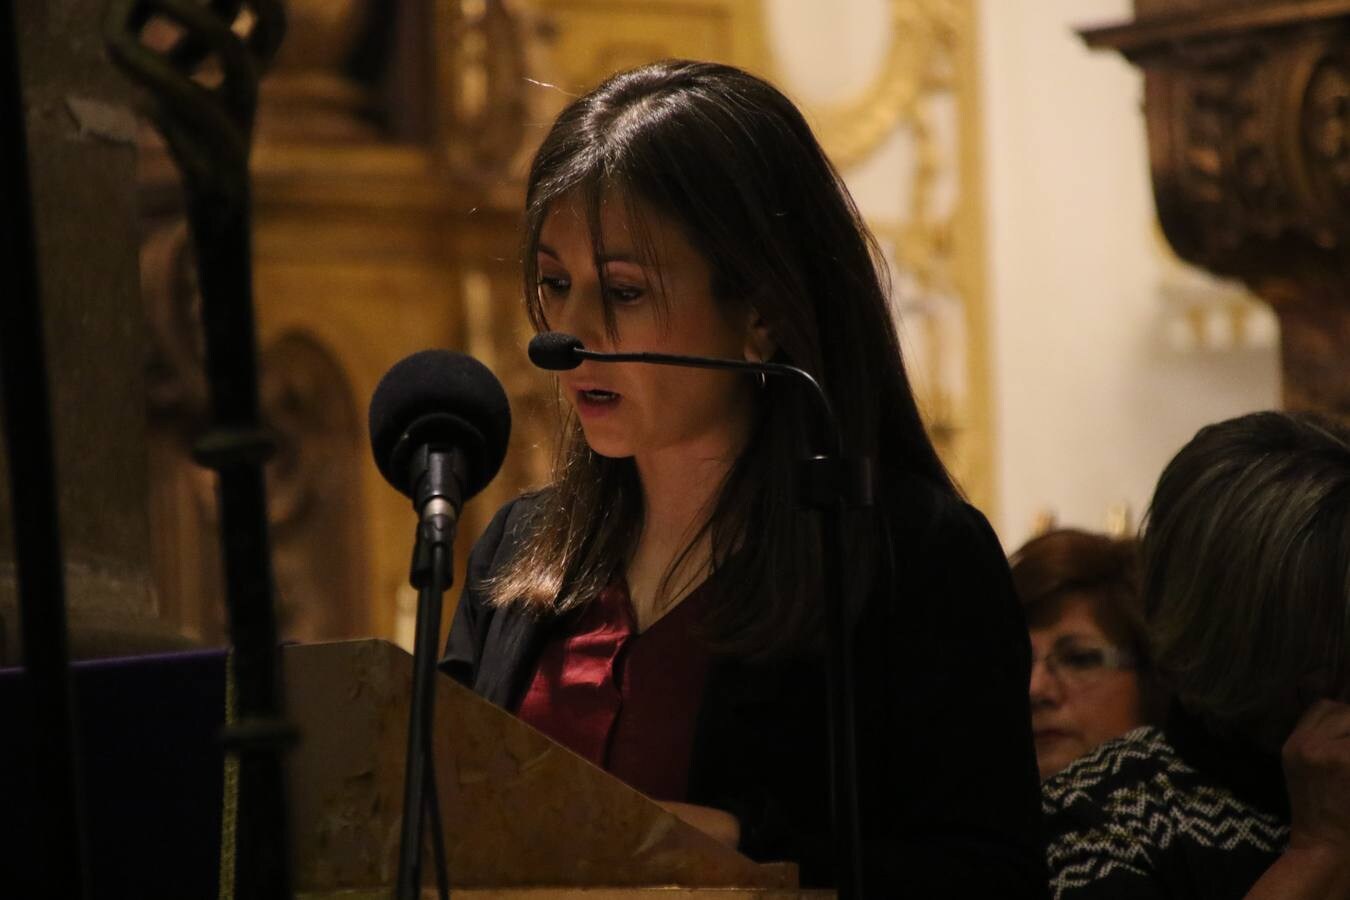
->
[527,331,841,455]
[369,349,512,516]
[368,349,511,900]
[530,329,783,376]
[527,331,585,371]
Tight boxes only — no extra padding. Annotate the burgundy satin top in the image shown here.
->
[514,581,713,801]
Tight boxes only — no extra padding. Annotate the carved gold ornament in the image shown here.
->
[762,0,969,170]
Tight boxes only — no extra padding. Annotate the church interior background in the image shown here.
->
[7,0,1322,657]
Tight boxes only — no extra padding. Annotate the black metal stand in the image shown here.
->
[799,456,873,900]
[396,447,462,900]
[190,217,296,900]
[104,4,293,898]
[0,8,90,897]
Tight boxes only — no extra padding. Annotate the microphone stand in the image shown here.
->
[797,444,872,900]
[396,445,461,900]
[570,346,871,898]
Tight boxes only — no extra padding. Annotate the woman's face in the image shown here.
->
[535,191,764,465]
[1029,594,1144,780]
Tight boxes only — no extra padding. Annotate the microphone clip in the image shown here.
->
[405,444,466,590]
[406,443,466,524]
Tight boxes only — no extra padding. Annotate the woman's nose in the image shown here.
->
[552,290,608,349]
[1029,659,1063,708]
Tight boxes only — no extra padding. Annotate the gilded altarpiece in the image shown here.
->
[141,0,991,647]
[139,1,556,645]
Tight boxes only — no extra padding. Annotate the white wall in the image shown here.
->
[978,0,1281,549]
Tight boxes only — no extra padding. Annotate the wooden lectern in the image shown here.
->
[282,639,830,899]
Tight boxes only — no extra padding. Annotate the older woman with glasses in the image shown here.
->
[1010,529,1162,780]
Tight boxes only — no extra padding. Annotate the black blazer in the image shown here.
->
[440,470,1047,896]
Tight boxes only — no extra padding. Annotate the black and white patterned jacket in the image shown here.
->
[1042,709,1290,900]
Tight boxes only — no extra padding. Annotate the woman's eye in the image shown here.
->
[538,276,570,296]
[1059,648,1106,671]
[605,285,644,304]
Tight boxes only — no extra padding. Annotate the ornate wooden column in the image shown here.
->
[0,0,190,664]
[1083,0,1350,418]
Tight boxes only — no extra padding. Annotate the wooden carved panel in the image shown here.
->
[1084,1,1350,418]
[141,221,370,644]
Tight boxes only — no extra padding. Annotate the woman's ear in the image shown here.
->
[743,307,777,363]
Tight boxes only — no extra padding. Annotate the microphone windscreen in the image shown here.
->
[368,350,511,499]
[528,332,584,371]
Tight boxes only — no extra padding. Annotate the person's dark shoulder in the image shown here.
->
[866,465,1030,697]
[861,469,1047,897]
[876,466,1002,569]
[872,466,1012,620]
[441,489,550,685]
[463,488,549,595]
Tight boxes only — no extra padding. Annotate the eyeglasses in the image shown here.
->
[1032,643,1137,690]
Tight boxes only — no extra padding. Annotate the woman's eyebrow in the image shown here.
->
[597,250,645,264]
[1052,633,1104,649]
[535,244,647,265]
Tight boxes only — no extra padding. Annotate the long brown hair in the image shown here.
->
[489,60,955,658]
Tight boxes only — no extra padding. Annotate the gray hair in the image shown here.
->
[1142,411,1350,739]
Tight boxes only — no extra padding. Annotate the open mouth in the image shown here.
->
[578,388,620,404]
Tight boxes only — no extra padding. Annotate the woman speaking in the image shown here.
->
[441,59,1044,896]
